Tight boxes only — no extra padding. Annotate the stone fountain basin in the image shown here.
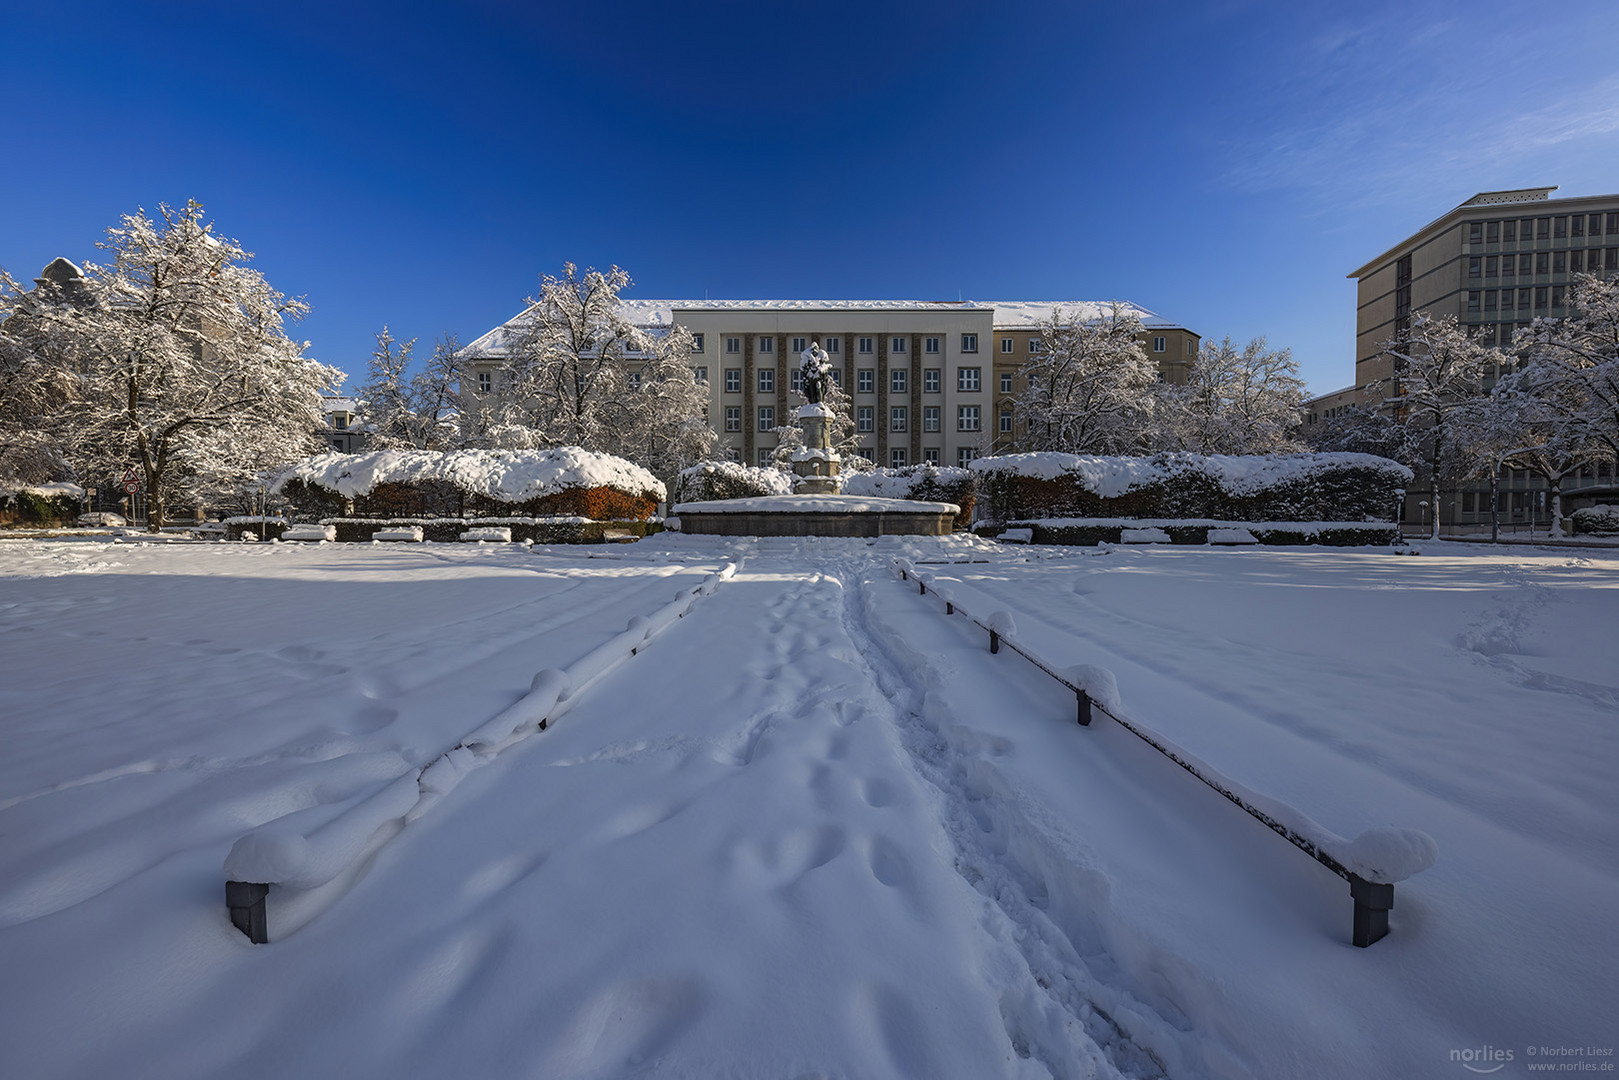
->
[670,494,960,537]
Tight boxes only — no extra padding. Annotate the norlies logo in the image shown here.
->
[1452,1046,1515,1073]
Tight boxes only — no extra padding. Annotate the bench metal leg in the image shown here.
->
[1349,874,1394,947]
[226,880,270,943]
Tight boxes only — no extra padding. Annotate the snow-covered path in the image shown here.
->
[1,538,1614,1079]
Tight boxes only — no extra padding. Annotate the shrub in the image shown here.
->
[841,465,976,529]
[1572,504,1619,536]
[672,461,793,504]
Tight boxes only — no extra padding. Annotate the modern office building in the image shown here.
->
[463,300,1198,470]
[1307,186,1619,529]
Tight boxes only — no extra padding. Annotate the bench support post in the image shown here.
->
[1077,692,1092,726]
[226,880,270,944]
[989,630,1000,654]
[1349,874,1394,947]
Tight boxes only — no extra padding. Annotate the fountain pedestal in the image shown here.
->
[790,403,841,495]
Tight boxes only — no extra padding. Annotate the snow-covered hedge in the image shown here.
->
[671,460,794,504]
[840,465,975,529]
[320,517,662,544]
[975,518,1401,547]
[972,452,1410,525]
[0,482,84,526]
[274,448,665,522]
[225,517,290,541]
[1572,504,1619,536]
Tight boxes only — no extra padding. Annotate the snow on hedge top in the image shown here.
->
[0,481,86,499]
[970,452,1412,497]
[275,448,665,502]
[841,466,972,499]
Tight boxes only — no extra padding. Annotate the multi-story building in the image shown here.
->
[463,300,1197,470]
[1307,186,1619,529]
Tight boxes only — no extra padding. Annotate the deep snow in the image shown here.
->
[0,536,1614,1079]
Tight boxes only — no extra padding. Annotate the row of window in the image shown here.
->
[1469,248,1617,279]
[1467,286,1572,313]
[1468,212,1619,246]
[699,334,980,355]
[710,367,986,394]
[739,446,982,469]
[723,404,986,433]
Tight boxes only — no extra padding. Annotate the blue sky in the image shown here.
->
[3,0,1617,395]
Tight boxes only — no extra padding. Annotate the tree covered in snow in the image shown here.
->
[0,203,339,528]
[1470,369,1595,538]
[358,328,461,450]
[1157,336,1307,454]
[1302,401,1404,460]
[1510,274,1619,465]
[0,267,79,487]
[1375,312,1501,539]
[1010,303,1157,454]
[470,264,714,476]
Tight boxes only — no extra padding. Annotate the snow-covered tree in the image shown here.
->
[1011,303,1157,453]
[1302,400,1404,459]
[0,268,79,486]
[358,328,461,450]
[10,202,340,529]
[475,263,714,475]
[1159,336,1307,454]
[1375,312,1501,539]
[1512,274,1619,464]
[1466,374,1592,538]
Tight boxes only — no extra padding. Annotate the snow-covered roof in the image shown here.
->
[463,298,1182,357]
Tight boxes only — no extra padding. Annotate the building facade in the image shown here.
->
[463,300,1197,471]
[1308,186,1619,530]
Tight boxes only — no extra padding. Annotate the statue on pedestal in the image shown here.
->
[799,340,832,405]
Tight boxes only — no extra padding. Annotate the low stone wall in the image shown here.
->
[975,520,1401,547]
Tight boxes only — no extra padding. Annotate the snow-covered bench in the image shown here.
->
[459,526,513,543]
[373,526,424,542]
[282,524,336,542]
[1120,527,1171,544]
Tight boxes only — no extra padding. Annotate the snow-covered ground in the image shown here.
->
[0,537,1614,1079]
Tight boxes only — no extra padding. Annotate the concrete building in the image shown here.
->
[463,300,1197,470]
[1307,186,1619,530]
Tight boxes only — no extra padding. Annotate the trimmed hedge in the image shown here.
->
[977,519,1401,547]
[672,461,793,504]
[318,517,662,544]
[840,465,976,530]
[972,452,1409,526]
[0,488,81,527]
[1572,504,1619,536]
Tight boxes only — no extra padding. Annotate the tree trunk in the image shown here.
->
[1549,476,1565,539]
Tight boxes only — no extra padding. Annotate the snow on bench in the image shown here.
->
[282,524,336,542]
[458,526,513,543]
[1208,527,1259,545]
[373,526,423,542]
[1120,527,1171,544]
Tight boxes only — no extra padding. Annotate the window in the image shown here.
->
[628,369,642,389]
[759,336,774,354]
[1519,288,1531,311]
[1554,216,1568,239]
[726,446,741,462]
[1501,255,1515,277]
[1028,337,1044,353]
[1468,258,1481,280]
[724,368,741,393]
[857,369,874,393]
[1537,218,1551,240]
[1467,291,1481,313]
[1571,250,1585,273]
[858,336,874,354]
[724,406,741,431]
[1535,287,1548,310]
[1187,339,1196,356]
[890,448,908,468]
[691,333,704,352]
[1502,219,1517,243]
[891,336,907,353]
[1001,337,1014,353]
[957,446,979,468]
[891,406,907,431]
[1610,213,1619,235]
[891,368,907,393]
[1486,221,1500,243]
[999,408,1013,433]
[1520,218,1535,243]
[790,367,802,392]
[694,365,708,384]
[826,337,840,353]
[829,367,841,385]
[1609,248,1619,271]
[758,449,772,467]
[925,336,940,354]
[958,367,981,392]
[1485,255,1498,277]
[1536,252,1549,276]
[923,406,940,432]
[1000,372,1013,393]
[726,337,741,354]
[791,337,807,353]
[1484,290,1497,311]
[758,406,775,430]
[332,414,348,430]
[1026,372,1038,388]
[1552,285,1566,308]
[858,447,875,462]
[923,447,940,464]
[958,405,980,431]
[1591,214,1606,237]
[1572,215,1585,238]
[924,369,940,393]
[961,333,978,353]
[477,371,492,394]
[1553,251,1567,275]
[1469,222,1483,245]
[1153,335,1167,352]
[1519,253,1532,276]
[857,406,874,432]
[758,368,774,393]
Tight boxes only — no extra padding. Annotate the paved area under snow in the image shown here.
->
[0,536,1614,1079]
